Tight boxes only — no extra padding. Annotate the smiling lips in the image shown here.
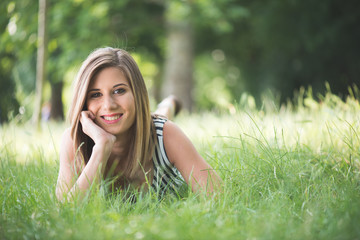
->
[101,113,123,124]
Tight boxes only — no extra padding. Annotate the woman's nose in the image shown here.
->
[103,96,117,110]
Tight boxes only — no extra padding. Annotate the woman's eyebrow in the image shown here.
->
[87,88,100,93]
[87,83,128,93]
[113,83,128,88]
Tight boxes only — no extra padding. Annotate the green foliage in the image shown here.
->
[0,0,165,122]
[237,0,359,102]
[194,53,236,110]
[194,0,360,105]
[1,0,360,121]
[0,1,20,123]
[1,93,360,239]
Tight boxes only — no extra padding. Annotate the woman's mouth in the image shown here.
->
[101,113,123,123]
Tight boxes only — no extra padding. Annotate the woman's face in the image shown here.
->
[86,67,136,137]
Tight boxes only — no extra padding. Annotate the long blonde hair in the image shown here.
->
[68,47,155,177]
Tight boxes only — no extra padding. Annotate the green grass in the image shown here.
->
[1,93,360,239]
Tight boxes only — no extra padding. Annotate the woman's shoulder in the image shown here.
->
[162,120,182,139]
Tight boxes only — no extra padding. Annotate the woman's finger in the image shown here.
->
[80,111,93,123]
[89,111,95,120]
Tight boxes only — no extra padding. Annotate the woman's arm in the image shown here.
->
[55,111,115,201]
[163,121,222,194]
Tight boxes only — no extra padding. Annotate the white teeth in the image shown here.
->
[103,114,121,121]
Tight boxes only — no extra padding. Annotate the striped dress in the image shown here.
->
[151,117,187,196]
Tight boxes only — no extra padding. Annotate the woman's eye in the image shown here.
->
[114,88,126,94]
[90,92,101,98]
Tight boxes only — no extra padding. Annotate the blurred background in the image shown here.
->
[1,0,359,124]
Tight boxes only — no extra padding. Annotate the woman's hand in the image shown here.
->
[80,111,116,146]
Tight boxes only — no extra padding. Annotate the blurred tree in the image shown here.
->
[160,0,249,111]
[161,0,194,111]
[32,0,48,127]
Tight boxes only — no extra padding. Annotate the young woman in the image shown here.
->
[55,47,221,201]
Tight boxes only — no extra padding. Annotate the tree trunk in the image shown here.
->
[162,19,194,111]
[32,0,48,127]
[50,81,64,121]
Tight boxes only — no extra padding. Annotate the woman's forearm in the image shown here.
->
[57,142,113,202]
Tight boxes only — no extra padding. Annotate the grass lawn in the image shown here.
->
[1,93,360,239]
